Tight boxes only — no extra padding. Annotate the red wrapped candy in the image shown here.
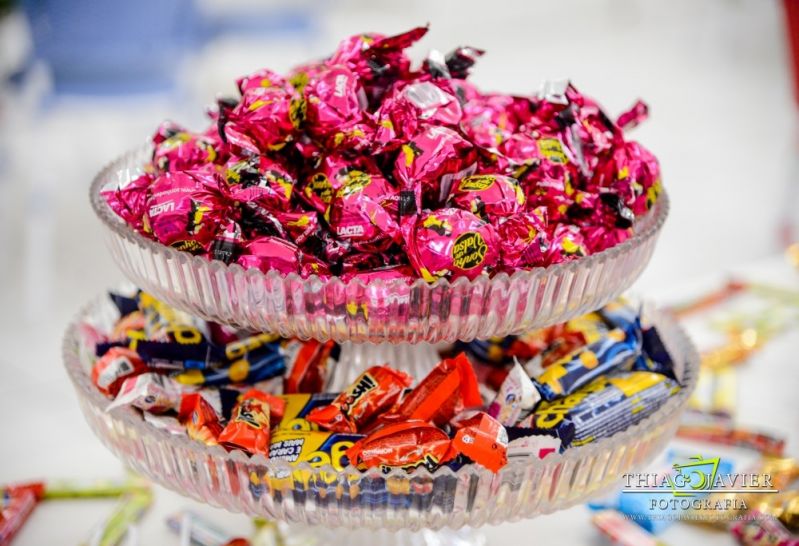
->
[346,420,457,472]
[404,208,499,282]
[450,411,508,472]
[380,353,482,427]
[306,365,412,433]
[92,347,147,397]
[179,392,224,446]
[218,388,273,455]
[284,339,336,394]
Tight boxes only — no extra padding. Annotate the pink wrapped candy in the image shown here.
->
[374,79,462,147]
[223,155,295,211]
[448,174,525,221]
[143,169,228,254]
[222,87,298,155]
[404,208,499,281]
[324,170,400,253]
[102,173,153,232]
[497,209,550,270]
[152,122,218,173]
[300,155,359,214]
[394,125,476,211]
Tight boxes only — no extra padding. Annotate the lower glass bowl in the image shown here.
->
[90,146,669,343]
[64,294,698,531]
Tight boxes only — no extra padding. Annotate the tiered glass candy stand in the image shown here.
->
[64,146,698,545]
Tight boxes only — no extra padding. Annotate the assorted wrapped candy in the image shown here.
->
[102,26,662,283]
[87,291,682,474]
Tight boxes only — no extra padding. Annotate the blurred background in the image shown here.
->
[0,0,798,544]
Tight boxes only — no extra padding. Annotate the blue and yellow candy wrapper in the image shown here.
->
[534,327,639,401]
[172,344,286,387]
[268,428,363,469]
[523,371,681,450]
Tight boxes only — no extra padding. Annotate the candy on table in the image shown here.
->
[84,489,153,546]
[0,488,37,545]
[166,511,246,546]
[730,510,799,546]
[591,509,668,546]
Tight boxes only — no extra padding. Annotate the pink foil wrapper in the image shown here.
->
[102,173,154,233]
[143,169,228,254]
[304,65,368,138]
[324,170,400,253]
[404,208,499,281]
[374,79,463,147]
[152,122,219,173]
[223,155,295,211]
[222,87,297,154]
[300,155,360,214]
[546,224,587,265]
[394,125,476,211]
[102,26,664,285]
[592,140,662,215]
[236,68,288,94]
[449,174,525,220]
[237,236,301,275]
[497,208,550,270]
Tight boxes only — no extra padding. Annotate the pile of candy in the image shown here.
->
[83,291,681,474]
[102,26,662,282]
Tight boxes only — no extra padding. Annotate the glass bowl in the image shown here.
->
[64,293,698,531]
[90,146,669,343]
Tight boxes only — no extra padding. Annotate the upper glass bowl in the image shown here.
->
[65,293,697,531]
[91,146,669,343]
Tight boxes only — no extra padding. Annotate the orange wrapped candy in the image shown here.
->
[306,365,411,432]
[346,420,457,472]
[179,393,223,446]
[381,353,481,427]
[219,389,273,455]
[283,339,336,394]
[451,411,508,472]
